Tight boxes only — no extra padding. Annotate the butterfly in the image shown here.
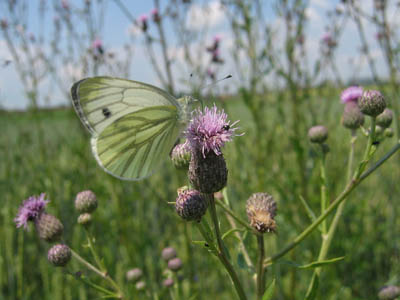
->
[71,77,195,180]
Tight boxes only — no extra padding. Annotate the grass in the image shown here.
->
[1,91,399,299]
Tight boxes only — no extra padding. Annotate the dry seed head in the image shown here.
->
[246,193,277,233]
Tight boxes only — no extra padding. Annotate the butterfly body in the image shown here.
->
[71,77,194,180]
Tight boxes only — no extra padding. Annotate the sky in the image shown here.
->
[0,0,394,110]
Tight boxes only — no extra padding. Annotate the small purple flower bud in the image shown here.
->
[14,193,49,229]
[163,278,174,288]
[48,244,71,267]
[321,32,336,47]
[162,247,177,261]
[126,268,143,282]
[378,285,400,300]
[151,8,160,22]
[341,101,365,130]
[168,258,183,272]
[376,108,393,128]
[384,127,394,138]
[359,90,386,117]
[77,213,92,227]
[246,193,277,233]
[308,125,328,144]
[135,281,146,291]
[61,0,69,10]
[170,143,191,169]
[35,213,64,242]
[175,189,208,221]
[138,14,148,32]
[341,86,363,104]
[1,19,8,30]
[75,190,97,213]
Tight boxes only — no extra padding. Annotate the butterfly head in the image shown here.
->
[178,95,198,123]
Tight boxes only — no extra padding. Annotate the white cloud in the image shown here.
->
[186,1,225,31]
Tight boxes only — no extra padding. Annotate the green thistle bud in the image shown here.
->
[170,143,191,169]
[308,125,328,144]
[246,193,277,233]
[384,128,394,138]
[341,101,364,129]
[167,257,183,272]
[162,247,177,261]
[188,151,228,194]
[75,190,97,213]
[48,244,71,267]
[163,278,174,288]
[175,189,208,221]
[376,108,393,128]
[126,268,143,282]
[378,285,400,300]
[77,213,92,227]
[375,125,384,136]
[359,90,386,117]
[135,281,146,291]
[35,213,63,242]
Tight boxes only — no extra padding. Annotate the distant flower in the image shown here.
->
[14,193,49,229]
[211,49,224,64]
[151,8,160,22]
[91,38,104,55]
[138,14,148,31]
[186,105,240,158]
[341,86,363,103]
[213,34,222,43]
[207,68,216,80]
[61,0,69,10]
[375,31,384,40]
[321,32,336,48]
[0,19,8,30]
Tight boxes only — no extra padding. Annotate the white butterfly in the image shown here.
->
[71,77,194,180]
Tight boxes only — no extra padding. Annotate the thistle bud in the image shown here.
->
[378,285,400,300]
[384,128,394,138]
[48,244,71,267]
[170,143,191,169]
[376,108,393,128]
[75,190,97,213]
[359,90,386,117]
[188,151,228,193]
[375,125,384,136]
[135,281,146,291]
[308,125,328,144]
[77,213,92,227]
[175,189,208,221]
[126,268,143,282]
[341,101,365,129]
[168,257,183,272]
[163,278,174,288]
[246,193,277,233]
[35,213,64,242]
[162,247,177,261]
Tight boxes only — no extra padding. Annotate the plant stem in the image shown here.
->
[71,249,123,298]
[319,147,328,234]
[264,140,400,267]
[85,229,106,272]
[256,235,265,300]
[205,194,247,300]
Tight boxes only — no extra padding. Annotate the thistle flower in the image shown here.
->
[376,108,393,128]
[308,125,328,144]
[14,193,49,229]
[378,285,400,300]
[91,38,104,55]
[162,247,177,261]
[175,189,208,221]
[138,14,148,32]
[359,90,386,117]
[168,258,183,272]
[341,101,365,129]
[126,268,143,282]
[341,86,363,104]
[75,190,97,213]
[1,19,8,30]
[151,8,160,22]
[170,143,191,169]
[163,278,174,288]
[321,32,336,48]
[246,193,277,233]
[48,244,71,267]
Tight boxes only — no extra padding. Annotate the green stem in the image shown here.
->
[264,140,400,267]
[71,249,123,298]
[204,194,247,300]
[85,229,106,272]
[319,147,328,234]
[256,235,265,300]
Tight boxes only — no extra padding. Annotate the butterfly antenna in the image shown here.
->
[200,74,232,90]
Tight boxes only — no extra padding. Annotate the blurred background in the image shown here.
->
[1,0,400,299]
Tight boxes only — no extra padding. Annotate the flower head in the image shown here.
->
[138,14,149,31]
[341,86,363,103]
[246,193,277,233]
[48,244,71,267]
[186,105,239,158]
[359,90,386,117]
[92,38,102,49]
[14,193,49,229]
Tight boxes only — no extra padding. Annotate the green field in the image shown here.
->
[1,92,400,300]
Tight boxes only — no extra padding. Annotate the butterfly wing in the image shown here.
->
[71,77,183,180]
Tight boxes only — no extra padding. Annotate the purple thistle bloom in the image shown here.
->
[14,193,49,229]
[341,86,363,104]
[186,105,240,158]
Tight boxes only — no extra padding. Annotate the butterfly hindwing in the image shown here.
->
[71,76,180,135]
[92,105,182,180]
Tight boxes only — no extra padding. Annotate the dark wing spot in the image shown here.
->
[102,108,111,118]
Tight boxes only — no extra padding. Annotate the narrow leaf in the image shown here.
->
[221,228,244,241]
[298,256,345,269]
[305,273,319,300]
[299,195,316,223]
[262,279,276,300]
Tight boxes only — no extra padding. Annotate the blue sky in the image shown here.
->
[0,0,393,109]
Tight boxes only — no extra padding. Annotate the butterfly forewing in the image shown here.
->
[71,77,180,134]
[92,105,182,180]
